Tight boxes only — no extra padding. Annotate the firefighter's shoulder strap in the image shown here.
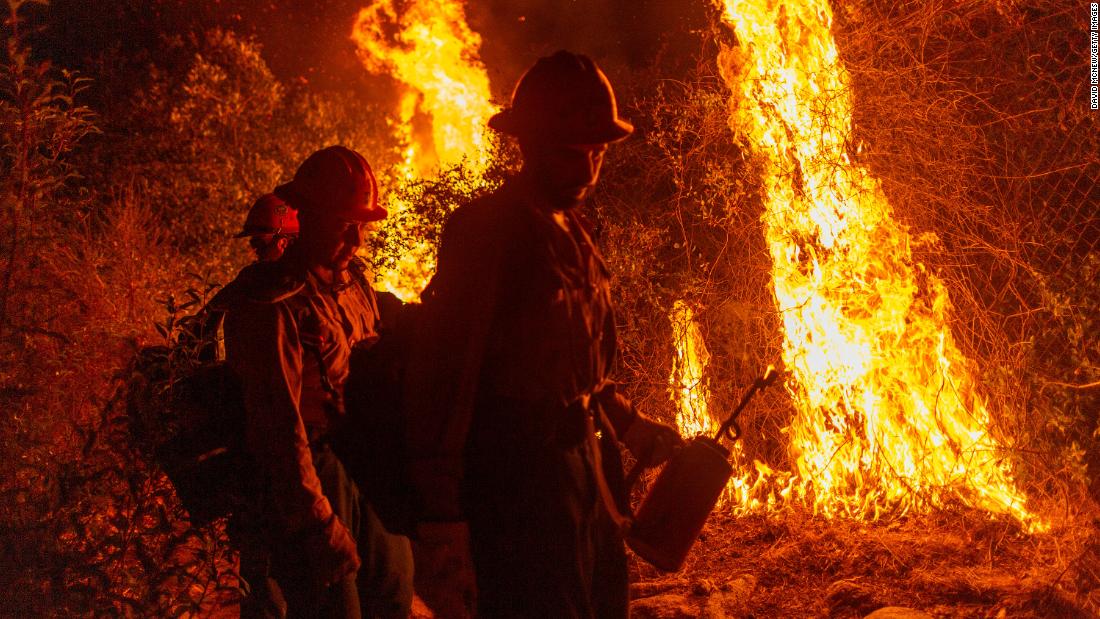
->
[236,259,307,304]
[585,408,634,535]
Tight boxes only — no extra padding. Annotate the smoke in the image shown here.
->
[42,0,713,120]
[241,0,714,129]
[41,0,388,95]
[242,0,711,98]
[198,0,712,103]
[466,0,712,101]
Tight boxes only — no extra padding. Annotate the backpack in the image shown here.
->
[148,262,308,525]
[332,291,419,537]
[126,296,260,528]
[155,358,258,526]
[137,263,413,531]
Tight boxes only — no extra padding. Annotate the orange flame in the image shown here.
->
[352,0,497,299]
[685,0,1045,529]
[670,301,716,438]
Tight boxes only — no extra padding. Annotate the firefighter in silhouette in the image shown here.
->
[237,193,300,263]
[187,194,299,362]
[225,146,414,618]
[405,51,683,618]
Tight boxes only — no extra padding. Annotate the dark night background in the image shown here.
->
[1,0,1097,616]
[33,0,713,104]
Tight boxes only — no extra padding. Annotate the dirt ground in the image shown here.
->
[627,507,1100,618]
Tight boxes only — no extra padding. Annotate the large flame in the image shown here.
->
[678,0,1044,529]
[352,0,497,299]
[670,301,717,438]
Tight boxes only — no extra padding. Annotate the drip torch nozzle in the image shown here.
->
[760,364,780,388]
[715,364,783,443]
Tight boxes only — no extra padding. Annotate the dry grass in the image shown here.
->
[630,507,1098,617]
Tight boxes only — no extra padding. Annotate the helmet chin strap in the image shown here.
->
[520,167,585,211]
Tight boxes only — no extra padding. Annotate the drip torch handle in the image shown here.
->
[625,462,645,493]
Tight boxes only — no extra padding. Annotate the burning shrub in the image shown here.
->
[831,0,1099,511]
[0,4,399,614]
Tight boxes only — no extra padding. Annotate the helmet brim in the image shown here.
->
[274,181,388,223]
[488,109,634,144]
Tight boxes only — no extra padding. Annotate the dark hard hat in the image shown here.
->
[488,51,634,145]
[274,146,387,223]
[235,193,299,238]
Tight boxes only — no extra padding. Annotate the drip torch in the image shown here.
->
[626,365,780,572]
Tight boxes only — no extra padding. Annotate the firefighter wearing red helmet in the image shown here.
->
[179,194,300,363]
[405,51,682,618]
[236,193,300,263]
[225,146,413,618]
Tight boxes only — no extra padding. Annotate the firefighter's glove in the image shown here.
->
[622,416,684,468]
[304,513,361,587]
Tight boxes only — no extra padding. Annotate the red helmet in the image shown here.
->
[235,194,299,238]
[274,146,387,223]
[488,51,634,145]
